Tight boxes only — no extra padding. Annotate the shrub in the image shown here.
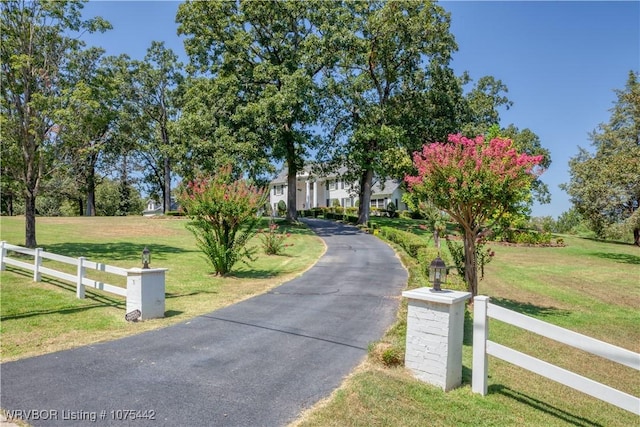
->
[379,227,430,258]
[178,165,266,276]
[258,221,292,255]
[446,236,495,281]
[277,200,287,216]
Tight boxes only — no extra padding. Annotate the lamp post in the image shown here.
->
[142,247,150,269]
[428,256,447,291]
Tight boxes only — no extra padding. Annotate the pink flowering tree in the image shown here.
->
[405,134,544,296]
[178,165,267,276]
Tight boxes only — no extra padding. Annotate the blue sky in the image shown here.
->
[81,1,639,218]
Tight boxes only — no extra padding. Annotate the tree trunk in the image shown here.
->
[86,168,96,216]
[463,228,478,296]
[634,227,640,247]
[357,168,374,225]
[284,124,298,222]
[24,190,37,248]
[286,164,297,221]
[77,197,84,216]
[163,156,172,214]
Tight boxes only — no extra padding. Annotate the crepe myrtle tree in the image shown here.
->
[406,134,545,296]
[178,165,267,276]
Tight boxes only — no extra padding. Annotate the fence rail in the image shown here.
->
[472,295,640,415]
[1,241,127,298]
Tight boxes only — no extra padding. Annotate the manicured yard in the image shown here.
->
[1,215,638,426]
[293,221,640,427]
[0,216,324,361]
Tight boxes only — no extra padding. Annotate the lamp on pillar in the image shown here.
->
[428,256,447,291]
[142,247,150,269]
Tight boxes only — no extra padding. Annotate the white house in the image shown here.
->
[269,166,407,212]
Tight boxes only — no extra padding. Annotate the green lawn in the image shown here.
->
[293,230,640,427]
[0,215,325,361]
[2,215,638,426]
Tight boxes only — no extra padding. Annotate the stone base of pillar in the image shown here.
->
[402,287,472,391]
[126,268,167,320]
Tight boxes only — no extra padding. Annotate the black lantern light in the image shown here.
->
[428,256,447,291]
[142,247,150,269]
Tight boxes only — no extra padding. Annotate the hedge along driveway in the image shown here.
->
[1,219,408,427]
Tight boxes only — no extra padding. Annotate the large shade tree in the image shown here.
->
[561,71,640,245]
[177,0,343,221]
[126,42,183,214]
[0,0,109,246]
[320,0,458,225]
[56,47,120,216]
[406,134,545,296]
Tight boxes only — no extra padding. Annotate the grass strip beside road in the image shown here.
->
[293,230,640,427]
[0,216,325,361]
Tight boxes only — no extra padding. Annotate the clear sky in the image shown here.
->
[80,1,640,219]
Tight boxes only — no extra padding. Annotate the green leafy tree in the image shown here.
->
[561,71,640,245]
[406,134,545,296]
[460,76,513,137]
[56,47,120,216]
[177,1,341,221]
[94,178,143,216]
[178,165,267,276]
[321,0,458,225]
[123,42,183,214]
[0,0,110,246]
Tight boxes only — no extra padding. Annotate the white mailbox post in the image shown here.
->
[402,287,472,391]
[126,268,167,320]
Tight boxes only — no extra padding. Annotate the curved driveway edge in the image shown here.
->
[1,219,408,427]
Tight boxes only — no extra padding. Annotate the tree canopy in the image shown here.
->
[0,0,110,246]
[561,71,640,245]
[406,134,545,295]
[176,0,342,221]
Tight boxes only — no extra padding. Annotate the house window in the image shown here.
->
[370,198,385,209]
[328,180,339,191]
[342,198,353,207]
[274,185,284,196]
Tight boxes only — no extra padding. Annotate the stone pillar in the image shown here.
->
[126,268,168,320]
[402,287,472,391]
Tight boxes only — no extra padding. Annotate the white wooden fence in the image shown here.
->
[472,295,640,414]
[0,241,127,299]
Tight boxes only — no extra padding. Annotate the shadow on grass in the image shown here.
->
[490,297,571,318]
[490,385,604,427]
[589,252,640,265]
[1,274,126,321]
[40,242,194,263]
[583,236,636,247]
[165,290,219,298]
[229,268,289,279]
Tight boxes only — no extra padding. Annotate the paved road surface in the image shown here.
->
[1,219,407,427]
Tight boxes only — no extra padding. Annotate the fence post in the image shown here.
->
[33,247,42,282]
[472,295,490,395]
[76,257,86,299]
[0,241,6,271]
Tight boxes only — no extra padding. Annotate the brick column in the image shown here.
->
[402,287,471,391]
[126,268,168,320]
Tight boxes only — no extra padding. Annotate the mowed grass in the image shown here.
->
[0,216,325,361]
[293,232,640,427]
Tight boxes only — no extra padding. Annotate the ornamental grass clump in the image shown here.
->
[258,221,292,255]
[178,165,267,276]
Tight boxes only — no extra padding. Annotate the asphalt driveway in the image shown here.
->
[0,219,408,426]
